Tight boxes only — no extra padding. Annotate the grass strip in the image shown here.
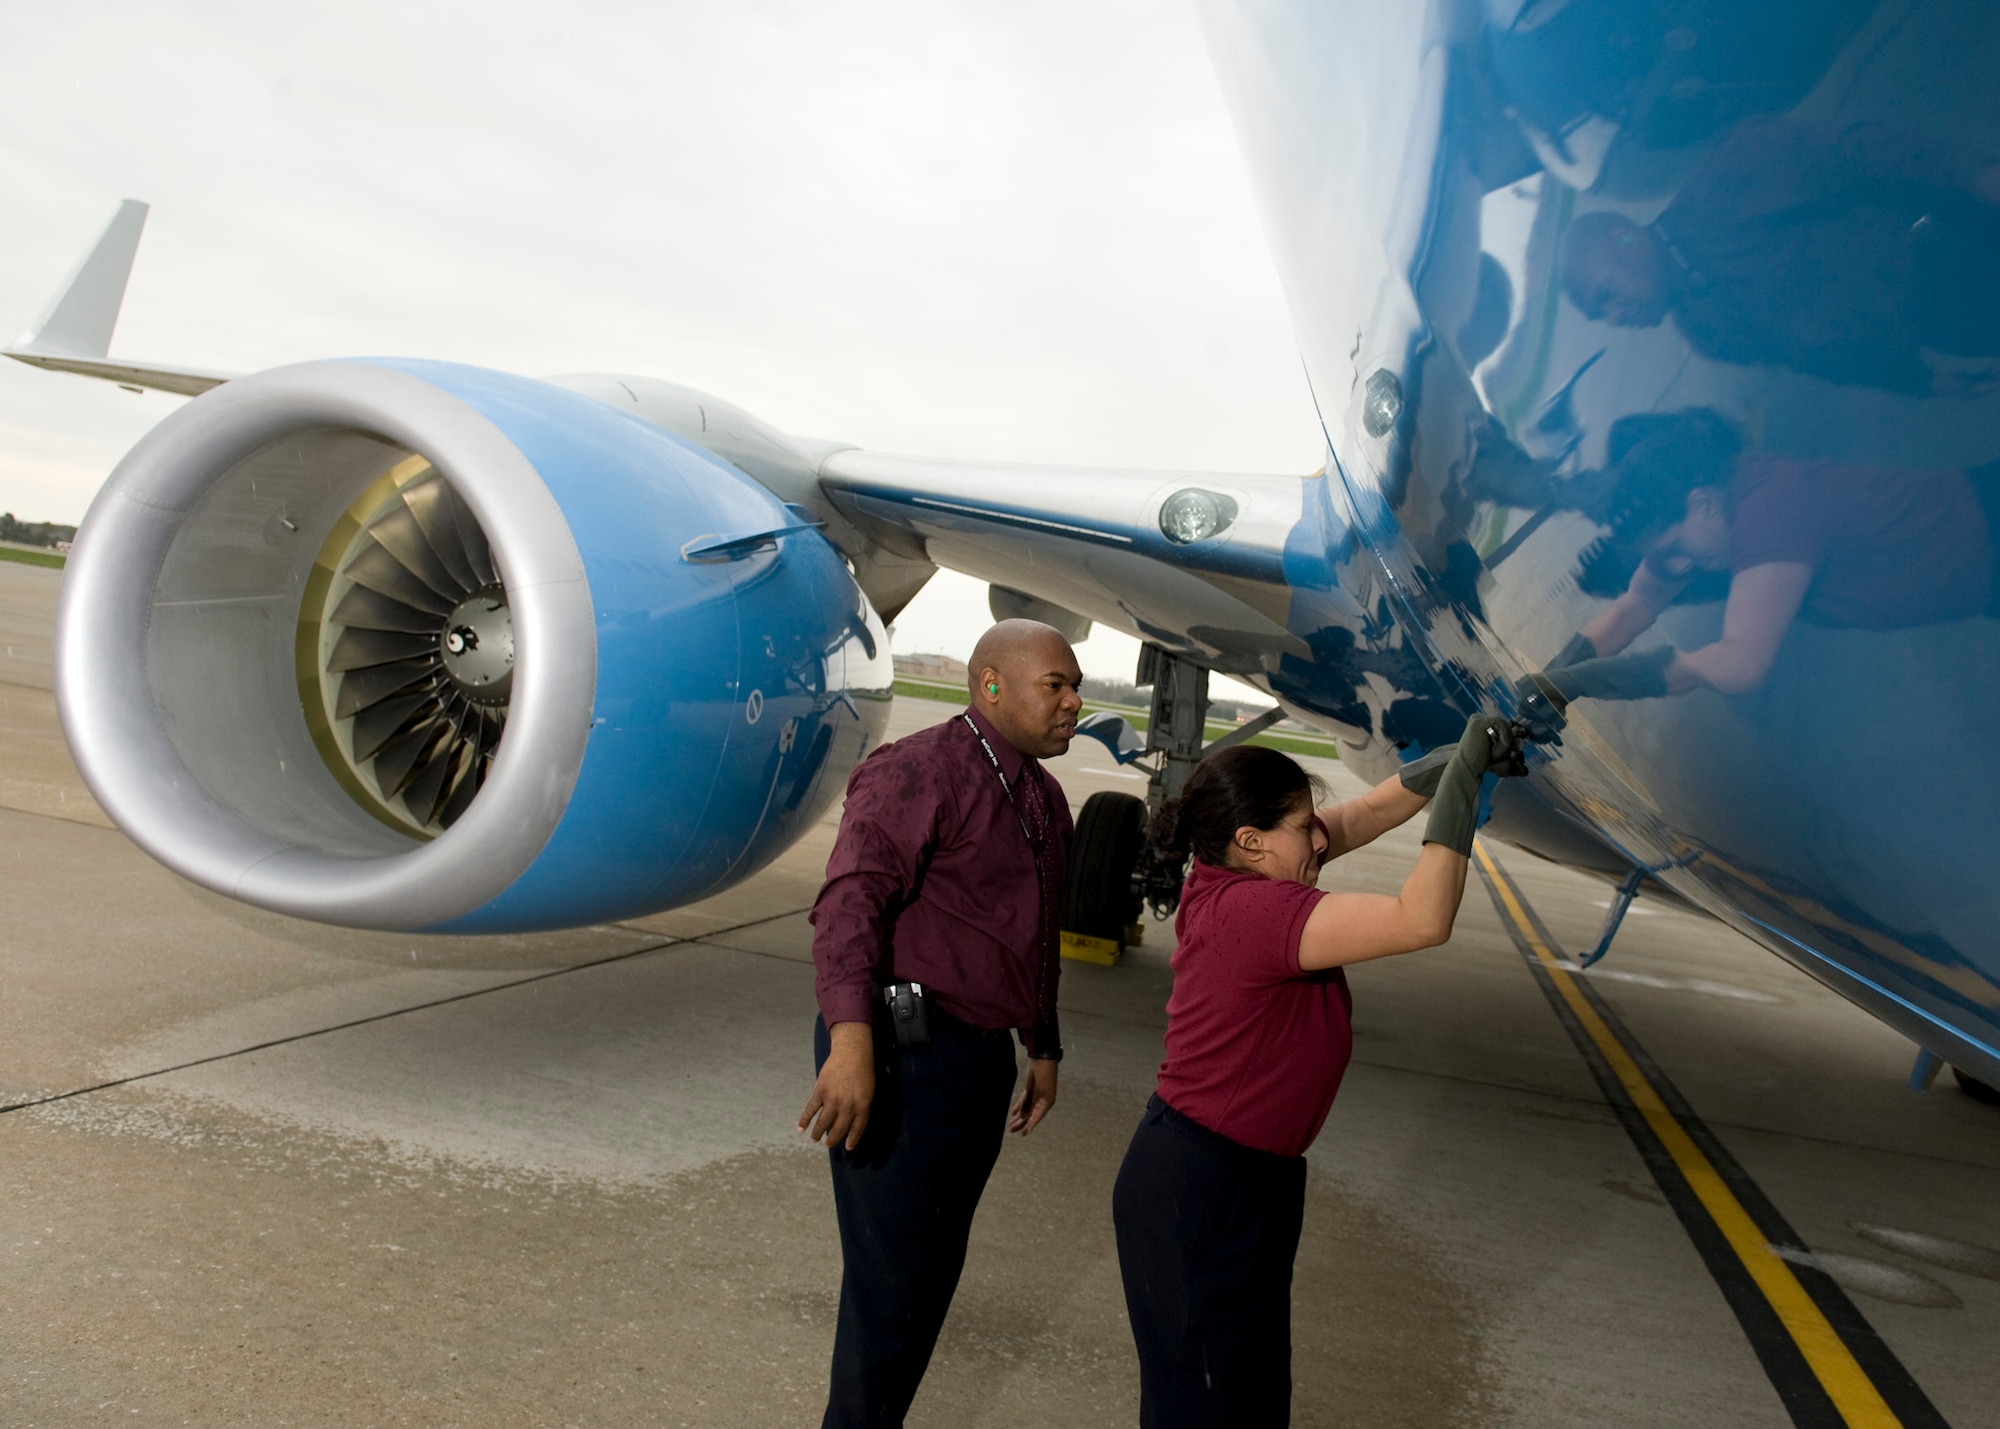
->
[0,547,65,569]
[891,677,1341,760]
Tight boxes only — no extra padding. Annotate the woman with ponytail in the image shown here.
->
[1112,714,1527,1428]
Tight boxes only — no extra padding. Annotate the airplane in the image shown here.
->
[11,0,2000,1107]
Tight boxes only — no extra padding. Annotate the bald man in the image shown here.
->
[1560,117,2000,396]
[799,618,1083,1427]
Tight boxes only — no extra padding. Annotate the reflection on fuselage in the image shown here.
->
[1560,118,2000,398]
[1202,0,2000,1079]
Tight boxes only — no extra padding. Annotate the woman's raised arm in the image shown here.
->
[1300,713,1524,970]
[1297,842,1469,969]
[1315,771,1430,860]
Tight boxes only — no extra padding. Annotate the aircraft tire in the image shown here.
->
[1063,791,1148,945]
[1953,1066,2000,1106]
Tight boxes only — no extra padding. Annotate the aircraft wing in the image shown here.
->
[816,447,1322,684]
[6,200,233,397]
[16,200,1436,946]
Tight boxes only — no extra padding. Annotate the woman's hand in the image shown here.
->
[1451,712,1530,779]
[1422,713,1527,858]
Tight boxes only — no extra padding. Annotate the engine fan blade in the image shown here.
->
[333,659,436,720]
[342,542,457,615]
[442,482,498,588]
[471,705,504,757]
[331,583,441,634]
[368,502,471,602]
[402,476,481,593]
[435,756,483,828]
[349,691,437,763]
[372,720,451,798]
[328,626,439,673]
[400,738,459,825]
[308,468,513,837]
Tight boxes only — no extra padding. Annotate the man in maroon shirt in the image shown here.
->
[1560,117,2000,396]
[797,618,1082,1428]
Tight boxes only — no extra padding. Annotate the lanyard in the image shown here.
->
[961,713,1039,850]
[963,713,1056,1030]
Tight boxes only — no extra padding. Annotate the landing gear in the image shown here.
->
[1061,643,1286,962]
[1955,1066,2000,1106]
[1061,791,1148,964]
[1908,1049,2000,1105]
[1128,643,1282,918]
[1127,645,1207,924]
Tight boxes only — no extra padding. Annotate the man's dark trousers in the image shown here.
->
[816,1012,1020,1429]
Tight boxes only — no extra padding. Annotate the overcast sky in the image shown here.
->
[0,1,1324,690]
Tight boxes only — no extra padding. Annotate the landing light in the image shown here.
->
[1159,488,1238,545]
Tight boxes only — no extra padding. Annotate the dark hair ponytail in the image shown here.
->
[1147,744,1322,870]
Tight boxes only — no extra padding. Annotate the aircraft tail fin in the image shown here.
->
[6,199,233,396]
[16,199,149,357]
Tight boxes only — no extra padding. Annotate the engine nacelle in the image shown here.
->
[58,358,891,931]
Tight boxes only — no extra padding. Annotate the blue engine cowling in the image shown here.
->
[56,357,891,932]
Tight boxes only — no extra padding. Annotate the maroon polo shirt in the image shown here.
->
[1728,455,1992,628]
[810,706,1068,1054]
[1156,859,1353,1158]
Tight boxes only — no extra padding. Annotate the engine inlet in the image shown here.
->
[300,455,511,834]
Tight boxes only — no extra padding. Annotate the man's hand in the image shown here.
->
[1009,1058,1059,1135]
[799,1020,875,1151]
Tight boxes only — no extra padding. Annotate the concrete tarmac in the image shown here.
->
[2,558,1996,1426]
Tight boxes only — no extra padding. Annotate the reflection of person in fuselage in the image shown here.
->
[1560,117,2000,396]
[1546,418,1997,703]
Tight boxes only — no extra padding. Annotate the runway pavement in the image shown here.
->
[2,558,1996,1427]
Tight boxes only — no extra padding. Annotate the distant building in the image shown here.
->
[893,652,969,683]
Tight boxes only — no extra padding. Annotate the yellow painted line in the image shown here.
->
[1472,840,1903,1429]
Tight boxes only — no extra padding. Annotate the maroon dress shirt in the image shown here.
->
[810,706,1069,1055]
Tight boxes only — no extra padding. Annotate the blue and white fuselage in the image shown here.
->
[21,1,2000,1087]
[831,0,2000,1086]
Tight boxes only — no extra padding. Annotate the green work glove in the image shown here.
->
[1545,645,1674,703]
[1403,716,1529,796]
[1422,713,1519,856]
[1551,632,1597,669]
[1484,717,1530,779]
[1397,745,1457,797]
[1453,710,1529,778]
[1423,751,1481,857]
[1513,672,1568,741]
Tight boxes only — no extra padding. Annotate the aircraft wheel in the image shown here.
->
[1064,791,1148,946]
[1953,1066,2000,1106]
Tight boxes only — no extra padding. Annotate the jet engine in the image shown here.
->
[57,358,891,931]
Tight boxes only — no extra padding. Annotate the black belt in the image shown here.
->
[871,988,1013,1049]
[926,1003,1014,1045]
